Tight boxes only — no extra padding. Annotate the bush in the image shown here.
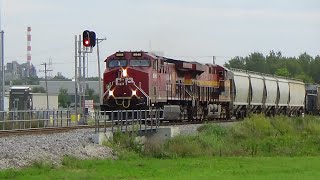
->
[197,124,228,137]
[109,115,320,158]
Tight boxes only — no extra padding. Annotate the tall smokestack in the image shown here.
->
[27,26,31,77]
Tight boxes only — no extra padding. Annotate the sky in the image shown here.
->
[1,0,319,78]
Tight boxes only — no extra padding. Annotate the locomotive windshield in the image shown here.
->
[129,59,150,67]
[108,59,127,68]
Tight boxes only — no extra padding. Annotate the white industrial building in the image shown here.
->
[32,93,58,110]
[4,92,58,111]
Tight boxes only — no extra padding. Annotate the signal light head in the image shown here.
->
[82,30,96,47]
[84,39,90,47]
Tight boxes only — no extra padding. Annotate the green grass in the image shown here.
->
[1,156,320,179]
[142,115,320,158]
[3,114,320,179]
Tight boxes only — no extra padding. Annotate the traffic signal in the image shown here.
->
[82,30,96,47]
[89,31,96,47]
[83,30,90,47]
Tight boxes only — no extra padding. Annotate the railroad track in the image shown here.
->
[0,118,238,137]
[159,118,237,126]
[0,125,96,137]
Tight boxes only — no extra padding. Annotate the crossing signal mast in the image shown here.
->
[75,30,98,124]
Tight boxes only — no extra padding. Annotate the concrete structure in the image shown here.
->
[32,93,58,110]
[145,127,180,144]
[92,127,180,145]
[92,131,113,145]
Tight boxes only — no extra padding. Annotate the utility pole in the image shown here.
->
[0,3,4,112]
[74,35,78,120]
[78,35,82,113]
[0,30,4,112]
[96,38,107,105]
[40,62,52,110]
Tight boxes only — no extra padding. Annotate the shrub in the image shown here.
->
[197,123,228,137]
[108,115,320,158]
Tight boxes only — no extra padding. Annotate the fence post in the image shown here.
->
[111,110,114,133]
[132,110,134,135]
[139,109,142,136]
[104,110,107,133]
[94,111,97,133]
[125,110,128,133]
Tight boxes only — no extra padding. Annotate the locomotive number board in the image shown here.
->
[115,52,124,57]
[132,52,142,57]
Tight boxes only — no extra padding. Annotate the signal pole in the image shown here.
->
[78,35,82,112]
[40,62,52,110]
[75,30,97,124]
[96,38,107,105]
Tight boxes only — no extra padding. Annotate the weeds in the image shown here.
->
[142,114,320,158]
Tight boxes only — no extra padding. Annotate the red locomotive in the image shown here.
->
[101,51,231,121]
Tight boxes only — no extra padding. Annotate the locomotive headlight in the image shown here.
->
[109,90,114,97]
[122,69,128,77]
[132,90,137,96]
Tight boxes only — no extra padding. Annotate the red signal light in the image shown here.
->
[84,39,90,47]
[82,30,96,47]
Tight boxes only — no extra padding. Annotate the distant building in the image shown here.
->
[39,81,102,96]
[7,86,58,111]
[5,61,37,82]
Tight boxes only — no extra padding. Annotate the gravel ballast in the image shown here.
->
[0,122,235,170]
[0,129,114,170]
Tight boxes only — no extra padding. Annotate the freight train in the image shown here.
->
[101,51,317,121]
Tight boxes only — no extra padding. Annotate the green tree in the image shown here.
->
[266,51,283,74]
[87,77,100,81]
[9,76,40,85]
[224,56,245,69]
[85,88,100,103]
[58,88,71,108]
[245,52,267,73]
[52,72,71,81]
[275,68,290,77]
[294,73,313,83]
[309,55,320,83]
[32,86,46,93]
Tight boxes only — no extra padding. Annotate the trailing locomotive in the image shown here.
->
[101,51,315,121]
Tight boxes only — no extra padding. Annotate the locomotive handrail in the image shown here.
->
[133,83,150,106]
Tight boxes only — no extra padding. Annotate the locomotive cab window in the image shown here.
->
[129,59,150,67]
[108,59,127,68]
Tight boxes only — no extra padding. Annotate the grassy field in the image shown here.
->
[0,156,320,179]
[2,114,320,179]
[142,115,320,158]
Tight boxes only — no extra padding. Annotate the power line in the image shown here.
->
[39,62,52,110]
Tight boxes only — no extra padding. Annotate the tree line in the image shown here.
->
[224,51,320,83]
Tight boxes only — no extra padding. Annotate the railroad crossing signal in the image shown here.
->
[82,30,96,47]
